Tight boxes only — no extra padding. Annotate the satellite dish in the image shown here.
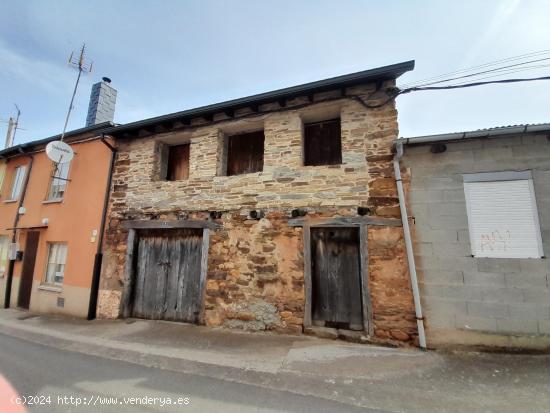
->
[46,141,74,164]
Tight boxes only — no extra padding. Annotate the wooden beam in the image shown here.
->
[122,132,137,140]
[223,108,235,118]
[278,99,286,107]
[288,216,402,227]
[120,229,138,318]
[122,219,221,230]
[198,228,210,325]
[202,113,214,122]
[359,224,373,336]
[155,121,174,133]
[303,224,312,328]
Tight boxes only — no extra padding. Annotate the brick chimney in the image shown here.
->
[86,77,117,126]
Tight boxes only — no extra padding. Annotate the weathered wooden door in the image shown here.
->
[18,231,40,309]
[132,229,203,323]
[311,227,363,330]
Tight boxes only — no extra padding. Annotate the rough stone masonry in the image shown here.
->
[97,81,418,346]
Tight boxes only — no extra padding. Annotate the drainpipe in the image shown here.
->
[4,150,34,308]
[87,135,117,320]
[393,141,427,349]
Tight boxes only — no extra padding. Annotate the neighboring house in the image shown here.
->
[97,61,422,346]
[0,78,117,318]
[400,124,550,350]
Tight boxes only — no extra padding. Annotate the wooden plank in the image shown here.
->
[343,228,363,330]
[155,236,171,319]
[360,224,373,336]
[288,216,402,227]
[303,224,312,327]
[198,229,209,324]
[164,237,180,321]
[121,229,137,318]
[140,236,159,319]
[123,220,220,230]
[188,231,203,323]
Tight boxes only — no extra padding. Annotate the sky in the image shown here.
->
[1,0,550,145]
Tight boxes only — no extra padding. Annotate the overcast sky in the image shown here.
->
[1,0,549,145]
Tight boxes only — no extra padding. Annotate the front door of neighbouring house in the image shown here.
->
[18,231,40,309]
[311,227,363,330]
[132,229,203,323]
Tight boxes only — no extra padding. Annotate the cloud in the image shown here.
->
[0,39,77,95]
[459,0,522,67]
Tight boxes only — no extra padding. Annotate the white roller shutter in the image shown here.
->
[464,177,543,259]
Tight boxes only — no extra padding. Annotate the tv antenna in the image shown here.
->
[59,43,93,142]
[1,104,23,149]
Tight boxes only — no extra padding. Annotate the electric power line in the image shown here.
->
[450,63,550,85]
[399,49,550,89]
[402,75,550,94]
[405,56,550,89]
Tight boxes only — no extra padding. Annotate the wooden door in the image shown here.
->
[311,227,363,330]
[132,229,203,323]
[18,231,40,309]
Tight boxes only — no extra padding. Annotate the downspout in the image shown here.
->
[4,150,34,308]
[87,135,117,320]
[393,141,427,349]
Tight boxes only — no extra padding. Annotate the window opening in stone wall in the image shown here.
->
[166,144,190,181]
[226,130,265,176]
[303,118,342,166]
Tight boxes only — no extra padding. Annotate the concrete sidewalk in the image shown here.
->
[1,309,549,412]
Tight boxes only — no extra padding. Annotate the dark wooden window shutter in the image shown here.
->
[166,144,190,181]
[226,130,265,176]
[304,118,342,166]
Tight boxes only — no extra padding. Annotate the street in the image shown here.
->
[0,333,374,413]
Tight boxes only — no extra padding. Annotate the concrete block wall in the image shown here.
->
[402,134,550,349]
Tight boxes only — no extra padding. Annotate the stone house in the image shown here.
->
[97,61,422,346]
[400,124,550,350]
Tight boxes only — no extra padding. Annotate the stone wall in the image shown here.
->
[98,82,418,345]
[402,134,550,349]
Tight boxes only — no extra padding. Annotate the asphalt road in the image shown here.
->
[0,333,376,413]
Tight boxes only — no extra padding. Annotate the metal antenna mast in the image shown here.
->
[60,43,93,142]
[11,104,21,145]
[1,104,22,149]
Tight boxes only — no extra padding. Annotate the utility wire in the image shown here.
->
[399,49,550,89]
[406,56,550,88]
[401,75,550,94]
[450,63,550,85]
[358,75,550,109]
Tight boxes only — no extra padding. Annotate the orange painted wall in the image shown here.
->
[0,137,112,306]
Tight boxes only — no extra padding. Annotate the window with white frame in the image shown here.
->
[46,162,70,200]
[8,165,26,200]
[463,171,544,259]
[44,243,67,285]
[0,236,9,278]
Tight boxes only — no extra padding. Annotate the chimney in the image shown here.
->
[85,77,117,127]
